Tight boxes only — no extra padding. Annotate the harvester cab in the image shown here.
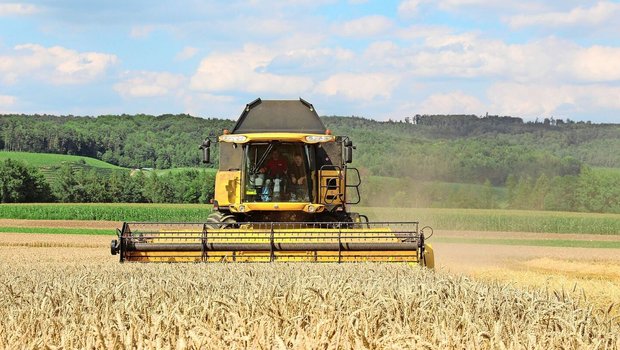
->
[111,98,434,267]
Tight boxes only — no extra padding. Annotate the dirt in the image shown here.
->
[433,242,620,274]
[437,229,620,242]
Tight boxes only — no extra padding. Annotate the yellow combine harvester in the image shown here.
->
[110,98,434,267]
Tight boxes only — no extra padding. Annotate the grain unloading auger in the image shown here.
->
[110,98,434,267]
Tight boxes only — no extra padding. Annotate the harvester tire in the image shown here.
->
[206,211,237,229]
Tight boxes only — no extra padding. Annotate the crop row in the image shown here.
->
[1,204,619,234]
[0,203,212,222]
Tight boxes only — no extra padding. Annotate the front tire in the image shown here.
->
[206,210,237,229]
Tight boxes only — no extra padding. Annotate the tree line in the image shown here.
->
[3,158,618,214]
[0,159,215,204]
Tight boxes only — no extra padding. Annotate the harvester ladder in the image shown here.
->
[344,167,361,205]
[319,165,344,204]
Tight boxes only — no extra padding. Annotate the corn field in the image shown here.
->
[1,259,618,349]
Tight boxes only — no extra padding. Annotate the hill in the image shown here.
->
[0,151,127,183]
[2,114,618,182]
[1,113,618,212]
[0,114,233,169]
[0,151,125,169]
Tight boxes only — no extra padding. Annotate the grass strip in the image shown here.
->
[0,227,115,236]
[0,203,212,222]
[434,236,620,249]
[357,207,620,235]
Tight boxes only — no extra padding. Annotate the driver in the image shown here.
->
[289,153,306,186]
[260,149,288,178]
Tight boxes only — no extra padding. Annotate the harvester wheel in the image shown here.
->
[206,211,237,229]
[316,212,354,228]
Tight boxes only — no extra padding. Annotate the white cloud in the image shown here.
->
[175,46,199,61]
[365,34,620,84]
[0,3,39,16]
[436,0,548,13]
[404,35,504,78]
[439,0,517,8]
[130,25,157,38]
[269,47,355,73]
[0,95,16,107]
[488,83,620,117]
[0,44,118,85]
[182,92,237,118]
[417,91,485,114]
[423,31,480,49]
[397,25,453,41]
[398,0,428,17]
[190,44,313,94]
[336,15,393,37]
[114,71,186,98]
[571,46,620,82]
[363,41,400,62]
[315,73,400,100]
[508,1,620,28]
[246,18,296,36]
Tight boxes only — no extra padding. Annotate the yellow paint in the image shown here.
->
[126,251,420,263]
[122,227,433,267]
[318,169,344,206]
[215,171,241,206]
[424,244,435,269]
[230,202,325,213]
[219,133,335,144]
[151,227,397,242]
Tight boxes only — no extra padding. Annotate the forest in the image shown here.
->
[0,113,618,213]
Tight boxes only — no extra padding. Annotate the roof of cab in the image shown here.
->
[231,98,327,134]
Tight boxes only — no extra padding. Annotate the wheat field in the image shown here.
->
[1,250,619,349]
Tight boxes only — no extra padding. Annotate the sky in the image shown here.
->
[1,0,619,123]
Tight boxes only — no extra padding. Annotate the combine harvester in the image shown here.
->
[111,98,434,267]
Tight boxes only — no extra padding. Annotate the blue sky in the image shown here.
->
[1,0,619,123]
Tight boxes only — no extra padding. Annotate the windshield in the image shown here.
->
[243,143,313,203]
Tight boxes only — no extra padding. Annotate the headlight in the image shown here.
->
[306,205,315,213]
[219,134,248,143]
[305,135,335,143]
[238,205,245,212]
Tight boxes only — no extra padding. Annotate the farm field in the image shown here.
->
[0,151,128,183]
[0,151,218,175]
[1,235,619,349]
[1,207,619,348]
[0,151,125,170]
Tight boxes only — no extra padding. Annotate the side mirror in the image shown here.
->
[200,139,211,164]
[345,144,353,164]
